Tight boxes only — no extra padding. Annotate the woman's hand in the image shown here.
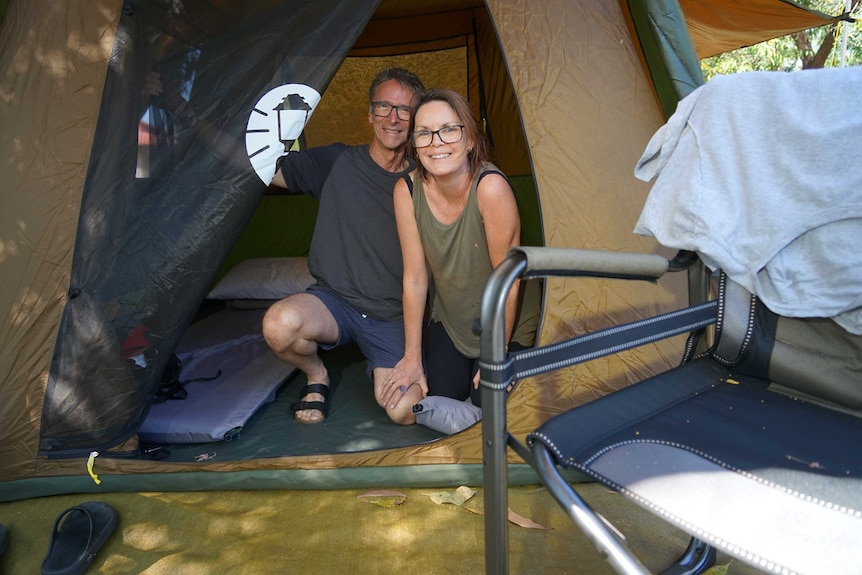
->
[380,356,428,410]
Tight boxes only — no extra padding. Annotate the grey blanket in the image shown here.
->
[634,67,862,333]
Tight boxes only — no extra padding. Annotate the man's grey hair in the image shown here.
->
[368,68,425,105]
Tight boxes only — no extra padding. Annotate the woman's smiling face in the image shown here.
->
[413,100,470,177]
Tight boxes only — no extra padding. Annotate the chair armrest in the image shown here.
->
[512,246,669,281]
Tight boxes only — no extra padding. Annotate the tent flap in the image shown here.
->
[679,0,844,59]
[39,0,380,456]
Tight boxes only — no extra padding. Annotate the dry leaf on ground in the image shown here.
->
[459,498,550,530]
[507,508,551,530]
[422,485,476,506]
[357,489,409,507]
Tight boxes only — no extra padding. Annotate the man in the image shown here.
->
[263,68,426,425]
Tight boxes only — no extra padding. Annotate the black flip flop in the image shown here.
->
[0,523,7,557]
[41,501,118,575]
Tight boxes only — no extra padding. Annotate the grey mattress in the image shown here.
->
[138,307,296,443]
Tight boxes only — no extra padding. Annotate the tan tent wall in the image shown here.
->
[0,1,121,481]
[0,0,848,493]
[302,49,471,150]
[484,0,689,445]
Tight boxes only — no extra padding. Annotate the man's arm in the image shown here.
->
[269,144,346,198]
[271,156,289,190]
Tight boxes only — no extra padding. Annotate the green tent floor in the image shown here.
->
[0,483,767,574]
[150,343,444,463]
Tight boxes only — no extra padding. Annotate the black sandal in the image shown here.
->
[41,501,118,575]
[290,383,331,422]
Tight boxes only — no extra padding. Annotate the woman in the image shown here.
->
[382,89,536,413]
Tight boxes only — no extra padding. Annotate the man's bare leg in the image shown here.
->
[263,293,339,424]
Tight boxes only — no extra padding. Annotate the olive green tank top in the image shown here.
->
[412,163,538,357]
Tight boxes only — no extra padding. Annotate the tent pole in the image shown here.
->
[840,0,851,67]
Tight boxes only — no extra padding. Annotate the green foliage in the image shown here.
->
[702,0,862,79]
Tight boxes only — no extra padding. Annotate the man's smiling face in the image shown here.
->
[368,79,415,151]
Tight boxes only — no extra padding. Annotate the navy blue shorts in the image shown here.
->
[309,288,404,374]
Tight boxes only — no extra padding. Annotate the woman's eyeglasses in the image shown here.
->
[412,125,465,148]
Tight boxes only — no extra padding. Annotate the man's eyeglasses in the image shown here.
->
[412,125,465,148]
[371,101,412,121]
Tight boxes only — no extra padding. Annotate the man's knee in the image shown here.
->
[262,300,303,350]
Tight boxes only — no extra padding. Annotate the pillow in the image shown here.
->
[207,257,314,301]
[412,396,482,435]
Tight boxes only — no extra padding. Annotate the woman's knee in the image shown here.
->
[385,385,423,425]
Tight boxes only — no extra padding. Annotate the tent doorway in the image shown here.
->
[53,0,542,466]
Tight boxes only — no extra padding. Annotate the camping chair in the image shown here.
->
[479,67,862,575]
[479,247,862,574]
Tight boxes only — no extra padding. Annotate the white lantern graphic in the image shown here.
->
[245,84,321,185]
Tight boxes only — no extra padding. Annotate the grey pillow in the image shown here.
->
[413,396,482,435]
[208,257,314,300]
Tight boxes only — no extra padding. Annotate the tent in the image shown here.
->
[0,0,840,501]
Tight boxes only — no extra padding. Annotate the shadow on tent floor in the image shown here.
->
[0,483,768,574]
[146,343,445,463]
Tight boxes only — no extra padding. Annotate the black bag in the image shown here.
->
[153,353,188,403]
[152,353,222,404]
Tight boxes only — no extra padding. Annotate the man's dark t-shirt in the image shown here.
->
[279,143,412,321]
